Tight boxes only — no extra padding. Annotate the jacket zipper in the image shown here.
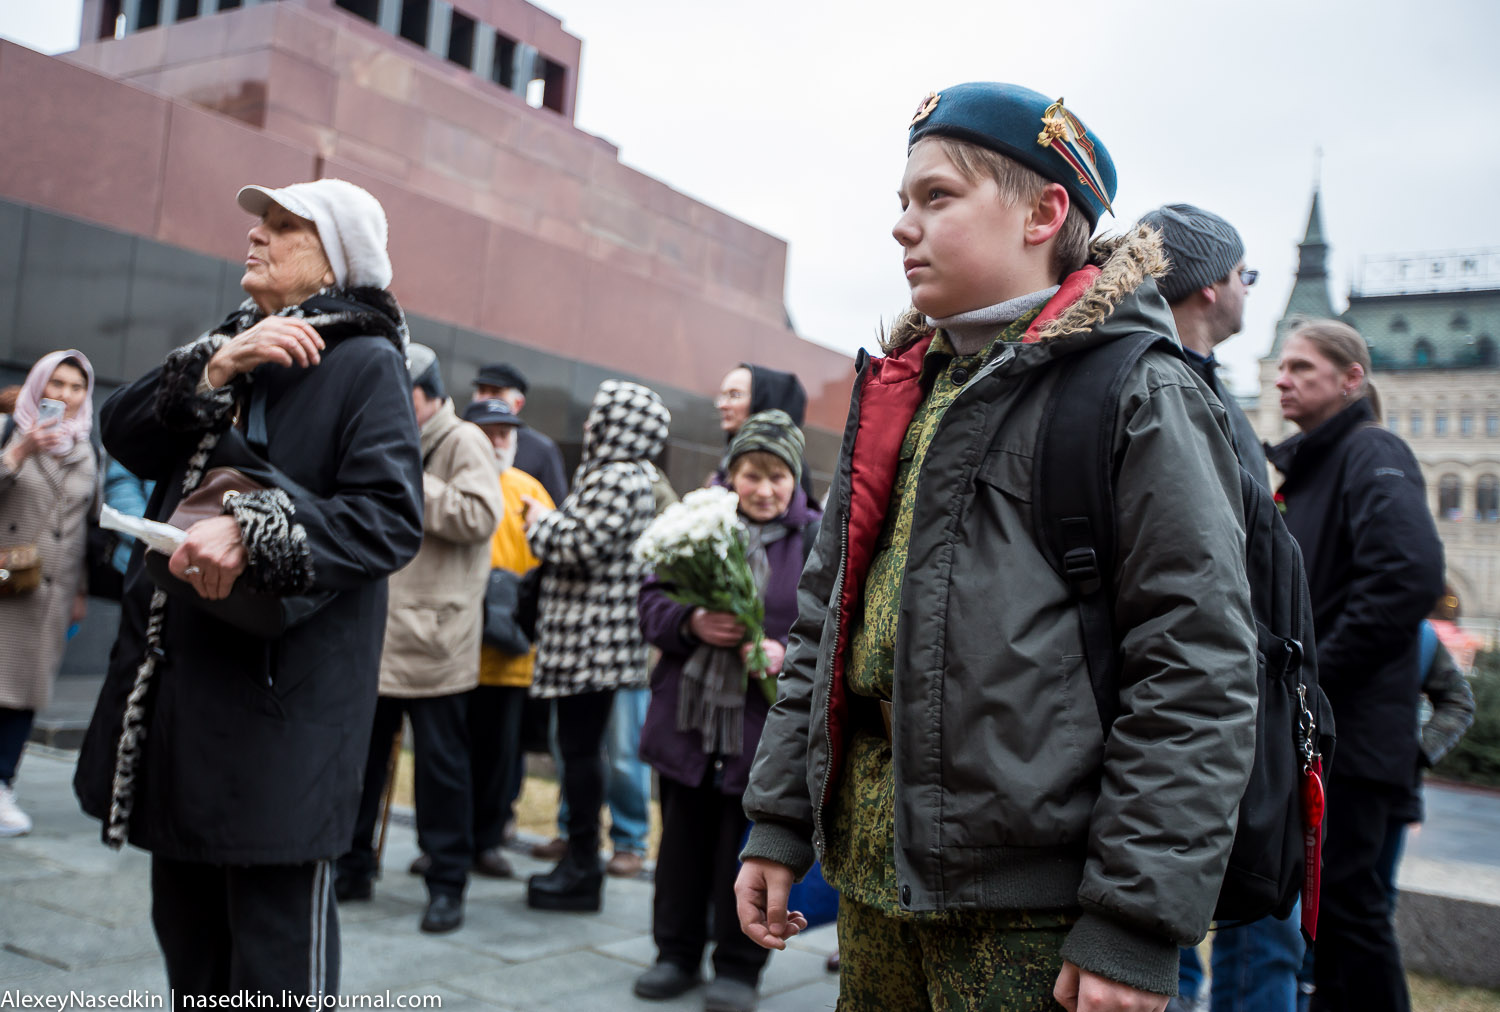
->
[812,514,851,850]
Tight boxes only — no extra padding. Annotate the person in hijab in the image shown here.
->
[715,364,817,502]
[0,350,97,837]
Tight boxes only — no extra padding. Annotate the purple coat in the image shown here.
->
[637,486,820,795]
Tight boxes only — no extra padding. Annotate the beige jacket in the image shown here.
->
[379,400,501,698]
[0,436,96,710]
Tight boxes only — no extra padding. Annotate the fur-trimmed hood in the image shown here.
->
[881,224,1172,355]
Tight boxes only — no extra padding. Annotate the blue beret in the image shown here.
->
[908,82,1117,229]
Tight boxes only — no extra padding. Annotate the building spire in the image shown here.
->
[1271,185,1337,353]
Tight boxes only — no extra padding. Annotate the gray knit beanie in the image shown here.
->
[1139,204,1245,304]
[728,409,805,482]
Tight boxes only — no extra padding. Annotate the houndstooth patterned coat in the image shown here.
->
[528,380,670,698]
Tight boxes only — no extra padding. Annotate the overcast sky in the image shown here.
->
[4,0,1498,393]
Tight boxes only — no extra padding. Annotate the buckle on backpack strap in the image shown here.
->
[1062,547,1102,595]
[1282,638,1304,676]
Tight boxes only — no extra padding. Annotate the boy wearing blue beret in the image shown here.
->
[735,83,1258,1011]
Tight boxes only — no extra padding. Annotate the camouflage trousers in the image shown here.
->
[835,896,1077,1012]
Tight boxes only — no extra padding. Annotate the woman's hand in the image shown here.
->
[520,495,554,529]
[205,317,325,388]
[168,515,248,600]
[740,638,786,676]
[690,608,747,648]
[2,416,65,469]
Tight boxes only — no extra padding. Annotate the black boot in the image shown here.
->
[526,843,603,912]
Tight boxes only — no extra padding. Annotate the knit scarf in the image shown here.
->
[676,518,786,756]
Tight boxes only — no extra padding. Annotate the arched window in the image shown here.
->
[1478,336,1496,366]
[1390,317,1408,333]
[1452,313,1471,330]
[1477,476,1500,522]
[1439,475,1462,520]
[1414,339,1435,367]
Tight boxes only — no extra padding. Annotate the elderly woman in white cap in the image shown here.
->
[73,179,425,1002]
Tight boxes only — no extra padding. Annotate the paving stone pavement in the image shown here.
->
[0,747,841,1011]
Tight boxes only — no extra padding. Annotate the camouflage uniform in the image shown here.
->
[822,308,1078,1008]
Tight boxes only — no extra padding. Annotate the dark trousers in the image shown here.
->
[468,684,527,853]
[554,689,615,858]
[151,855,338,1002]
[0,707,35,783]
[1311,774,1412,1012]
[341,693,472,898]
[652,771,769,985]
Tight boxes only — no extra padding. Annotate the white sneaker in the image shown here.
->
[0,783,33,837]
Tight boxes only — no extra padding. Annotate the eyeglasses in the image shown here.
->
[714,390,748,406]
[1239,269,1258,288]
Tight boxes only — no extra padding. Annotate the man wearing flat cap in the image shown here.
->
[1141,205,1302,1012]
[473,363,568,506]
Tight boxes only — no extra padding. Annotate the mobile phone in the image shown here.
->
[37,398,65,425]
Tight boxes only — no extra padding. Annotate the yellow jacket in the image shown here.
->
[479,466,554,687]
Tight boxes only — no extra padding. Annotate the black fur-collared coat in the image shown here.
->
[74,288,424,864]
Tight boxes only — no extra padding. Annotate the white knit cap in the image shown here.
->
[237,179,393,290]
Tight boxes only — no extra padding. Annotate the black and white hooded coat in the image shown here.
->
[528,379,670,699]
[73,287,424,865]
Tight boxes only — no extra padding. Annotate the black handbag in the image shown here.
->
[482,567,532,655]
[143,465,336,639]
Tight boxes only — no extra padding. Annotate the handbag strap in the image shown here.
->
[246,384,270,453]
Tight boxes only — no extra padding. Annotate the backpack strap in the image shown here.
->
[1033,332,1182,729]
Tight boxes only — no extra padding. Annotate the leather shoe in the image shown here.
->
[333,874,371,903]
[530,836,567,861]
[704,977,758,1012]
[473,847,514,879]
[632,962,701,1000]
[408,853,431,876]
[606,851,645,878]
[419,893,464,933]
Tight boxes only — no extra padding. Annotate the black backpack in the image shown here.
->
[1032,332,1336,926]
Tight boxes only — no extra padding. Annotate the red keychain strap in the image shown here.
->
[1301,758,1325,939]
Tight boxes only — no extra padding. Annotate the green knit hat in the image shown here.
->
[727,409,805,482]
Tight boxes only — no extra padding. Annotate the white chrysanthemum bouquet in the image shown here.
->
[633,486,776,702]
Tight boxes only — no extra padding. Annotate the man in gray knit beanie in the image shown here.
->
[1138,203,1266,482]
[1142,204,1291,1012]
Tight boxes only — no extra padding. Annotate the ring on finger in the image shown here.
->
[184,565,202,576]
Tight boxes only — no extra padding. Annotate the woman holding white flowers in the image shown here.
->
[521,379,671,914]
[632,410,820,1012]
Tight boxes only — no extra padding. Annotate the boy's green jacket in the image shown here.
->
[741,226,1258,997]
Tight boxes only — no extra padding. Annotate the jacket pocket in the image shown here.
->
[975,447,1032,503]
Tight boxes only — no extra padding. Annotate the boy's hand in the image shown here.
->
[1053,962,1167,1012]
[735,858,808,950]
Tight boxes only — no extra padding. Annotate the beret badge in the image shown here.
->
[911,92,941,126]
[1035,98,1114,217]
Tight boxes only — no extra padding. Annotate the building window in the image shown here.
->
[136,0,162,29]
[1478,476,1500,522]
[1462,411,1475,437]
[1410,411,1423,437]
[1488,412,1499,437]
[1414,339,1435,367]
[1479,336,1497,366]
[448,10,476,68]
[1390,317,1408,333]
[1453,313,1471,330]
[491,30,518,88]
[335,0,380,23]
[1439,475,1462,520]
[1388,412,1400,434]
[175,0,201,19]
[1435,412,1449,436]
[399,0,431,48]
